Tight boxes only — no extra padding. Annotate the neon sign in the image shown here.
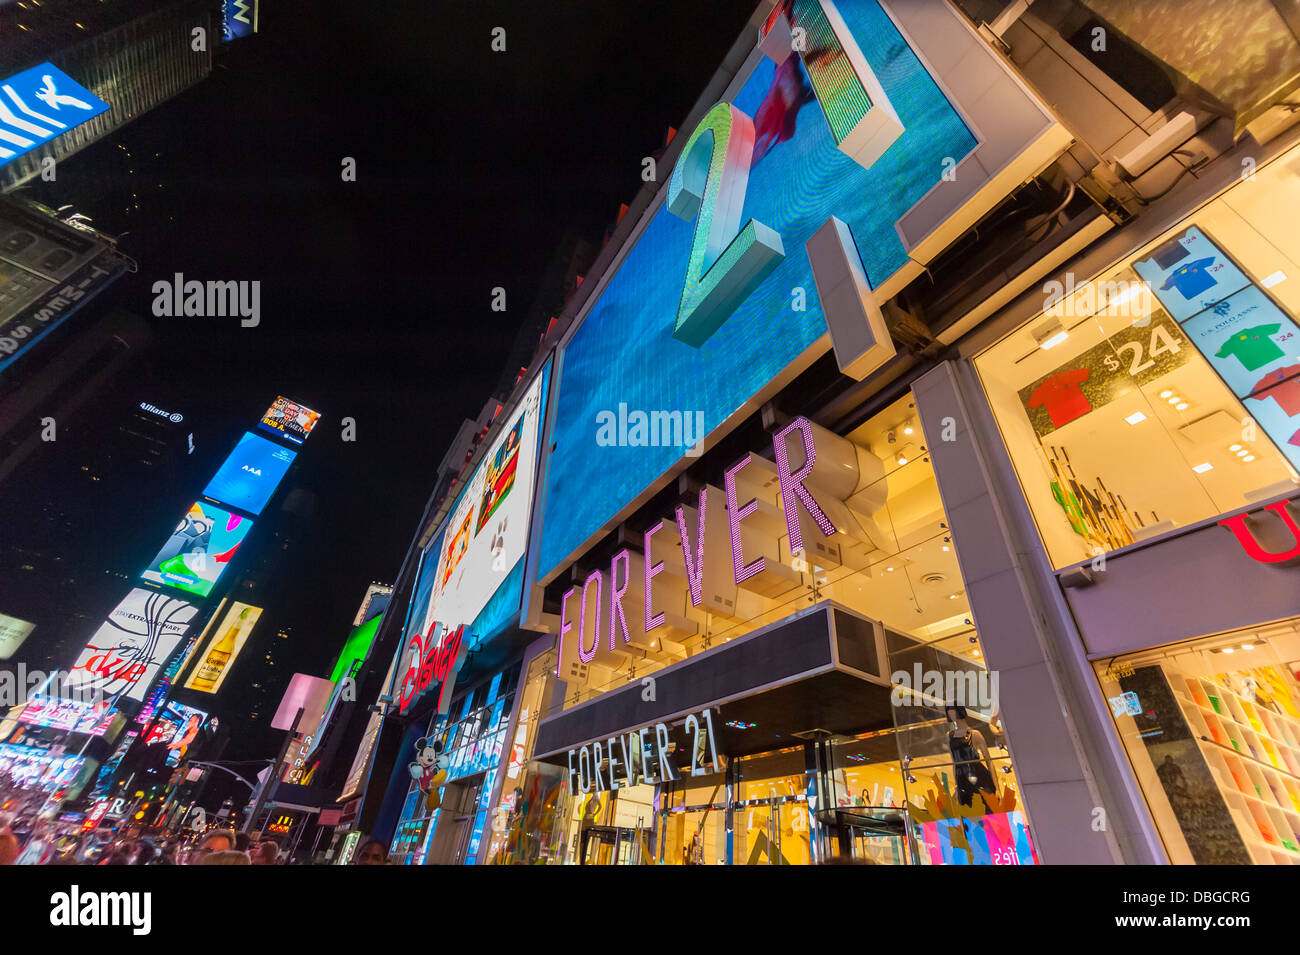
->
[557,417,835,674]
[398,623,465,713]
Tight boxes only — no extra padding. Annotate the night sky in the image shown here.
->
[5,1,757,748]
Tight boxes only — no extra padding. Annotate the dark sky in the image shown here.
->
[6,1,757,732]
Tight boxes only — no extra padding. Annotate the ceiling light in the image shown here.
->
[1192,462,1213,473]
[1125,411,1147,425]
[1222,647,1235,654]
[903,426,914,436]
[1261,270,1286,288]
[1243,455,1256,462]
[896,454,908,466]
[1167,396,1180,405]
[1229,444,1242,452]
[1175,402,1189,410]
[1034,319,1068,350]
[1241,643,1255,651]
[972,650,980,657]
[942,545,950,552]
[1159,390,1173,399]
[1236,449,1248,457]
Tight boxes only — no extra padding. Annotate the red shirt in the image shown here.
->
[1251,365,1300,417]
[1027,368,1092,429]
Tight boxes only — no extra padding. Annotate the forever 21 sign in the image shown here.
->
[567,708,721,795]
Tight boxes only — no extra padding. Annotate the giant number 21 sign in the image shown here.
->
[668,0,902,357]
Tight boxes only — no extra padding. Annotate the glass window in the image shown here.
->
[1095,616,1300,864]
[976,146,1300,570]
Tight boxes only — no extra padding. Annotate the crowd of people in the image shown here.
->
[0,773,392,865]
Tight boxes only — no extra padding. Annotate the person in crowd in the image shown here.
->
[200,849,251,865]
[354,839,389,865]
[188,829,237,864]
[0,830,19,866]
[251,841,280,865]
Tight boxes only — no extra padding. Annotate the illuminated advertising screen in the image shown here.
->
[65,589,197,702]
[18,695,115,736]
[140,501,252,598]
[0,613,35,659]
[257,395,321,446]
[202,432,297,515]
[0,743,85,792]
[0,63,111,170]
[420,364,549,637]
[143,700,209,766]
[329,613,381,684]
[536,0,983,579]
[183,601,262,694]
[1135,225,1300,472]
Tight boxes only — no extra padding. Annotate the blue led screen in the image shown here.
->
[537,0,977,579]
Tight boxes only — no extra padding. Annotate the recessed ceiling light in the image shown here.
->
[896,455,908,466]
[1125,411,1147,425]
[1175,402,1189,410]
[1192,462,1213,473]
[1167,396,1180,405]
[1229,444,1242,451]
[1243,455,1256,462]
[1261,270,1286,288]
[903,426,914,436]
[1159,390,1173,399]
[1222,647,1235,654]
[941,545,950,552]
[1236,449,1248,457]
[1241,643,1255,650]
[886,566,895,572]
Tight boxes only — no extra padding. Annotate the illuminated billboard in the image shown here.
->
[202,432,297,515]
[64,589,197,702]
[183,602,262,694]
[18,695,116,736]
[536,0,1063,580]
[0,613,34,659]
[0,63,111,170]
[140,501,252,598]
[257,396,321,446]
[142,700,209,766]
[420,363,550,637]
[329,613,381,684]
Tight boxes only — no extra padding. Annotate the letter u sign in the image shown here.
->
[1219,500,1300,565]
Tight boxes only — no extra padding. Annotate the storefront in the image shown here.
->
[488,394,1039,865]
[965,140,1300,864]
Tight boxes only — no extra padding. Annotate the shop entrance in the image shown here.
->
[425,776,482,865]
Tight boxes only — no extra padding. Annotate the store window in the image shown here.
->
[1095,617,1300,864]
[556,394,988,708]
[388,667,519,865]
[976,144,1300,570]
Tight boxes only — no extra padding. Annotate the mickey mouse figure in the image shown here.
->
[408,737,449,811]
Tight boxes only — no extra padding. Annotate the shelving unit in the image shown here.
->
[1170,668,1300,865]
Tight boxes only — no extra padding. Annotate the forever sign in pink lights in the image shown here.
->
[557,417,836,674]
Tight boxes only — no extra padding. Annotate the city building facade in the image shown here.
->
[358,0,1300,866]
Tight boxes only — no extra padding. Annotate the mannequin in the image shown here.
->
[946,703,998,810]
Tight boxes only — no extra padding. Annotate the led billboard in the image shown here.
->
[329,613,381,684]
[0,63,111,170]
[420,363,549,636]
[202,432,297,515]
[64,589,198,702]
[18,695,115,736]
[257,396,321,446]
[536,0,1049,580]
[142,700,209,766]
[183,602,262,694]
[140,501,252,598]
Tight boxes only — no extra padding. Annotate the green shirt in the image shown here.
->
[1215,324,1283,371]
